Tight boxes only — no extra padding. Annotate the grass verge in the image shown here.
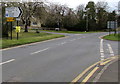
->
[1,32,65,49]
[103,34,120,41]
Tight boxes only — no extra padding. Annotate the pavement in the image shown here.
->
[98,60,119,82]
[1,32,119,83]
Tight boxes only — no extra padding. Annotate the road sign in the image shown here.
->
[107,21,118,29]
[107,21,110,29]
[6,17,15,22]
[111,21,115,29]
[5,7,22,18]
[16,18,21,21]
[16,26,21,33]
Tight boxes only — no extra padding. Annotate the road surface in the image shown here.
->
[1,32,118,82]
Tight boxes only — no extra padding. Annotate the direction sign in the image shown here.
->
[107,21,110,29]
[5,7,22,18]
[107,21,118,29]
[6,17,15,22]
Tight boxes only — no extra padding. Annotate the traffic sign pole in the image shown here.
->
[17,32,19,40]
[10,22,12,40]
[17,20,19,40]
[109,21,111,36]
[114,21,117,36]
[6,22,8,39]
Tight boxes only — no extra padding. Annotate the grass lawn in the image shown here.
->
[1,31,65,49]
[103,34,120,41]
[41,30,103,34]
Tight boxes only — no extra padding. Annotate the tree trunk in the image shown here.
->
[24,19,28,32]
[24,24,28,32]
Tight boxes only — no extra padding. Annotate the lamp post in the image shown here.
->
[85,8,90,32]
[118,1,120,15]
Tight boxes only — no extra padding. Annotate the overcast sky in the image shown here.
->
[48,0,119,11]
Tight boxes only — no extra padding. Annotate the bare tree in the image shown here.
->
[95,1,109,30]
[76,4,85,20]
[20,1,45,32]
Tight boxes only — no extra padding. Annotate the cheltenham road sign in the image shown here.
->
[5,7,22,18]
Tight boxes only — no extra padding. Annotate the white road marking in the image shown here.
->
[100,39,104,53]
[0,59,15,65]
[61,42,67,45]
[100,39,105,64]
[107,44,114,56]
[30,48,49,55]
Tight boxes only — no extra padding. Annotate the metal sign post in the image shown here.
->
[6,22,9,39]
[10,22,12,40]
[114,21,118,35]
[17,20,19,40]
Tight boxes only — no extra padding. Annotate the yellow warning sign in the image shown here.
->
[16,26,21,33]
[7,17,15,22]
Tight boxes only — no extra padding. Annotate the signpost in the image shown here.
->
[5,7,22,40]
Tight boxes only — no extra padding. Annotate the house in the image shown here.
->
[30,16,41,29]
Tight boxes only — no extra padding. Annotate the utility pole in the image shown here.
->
[86,13,88,32]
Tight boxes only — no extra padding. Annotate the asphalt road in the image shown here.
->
[1,32,118,82]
